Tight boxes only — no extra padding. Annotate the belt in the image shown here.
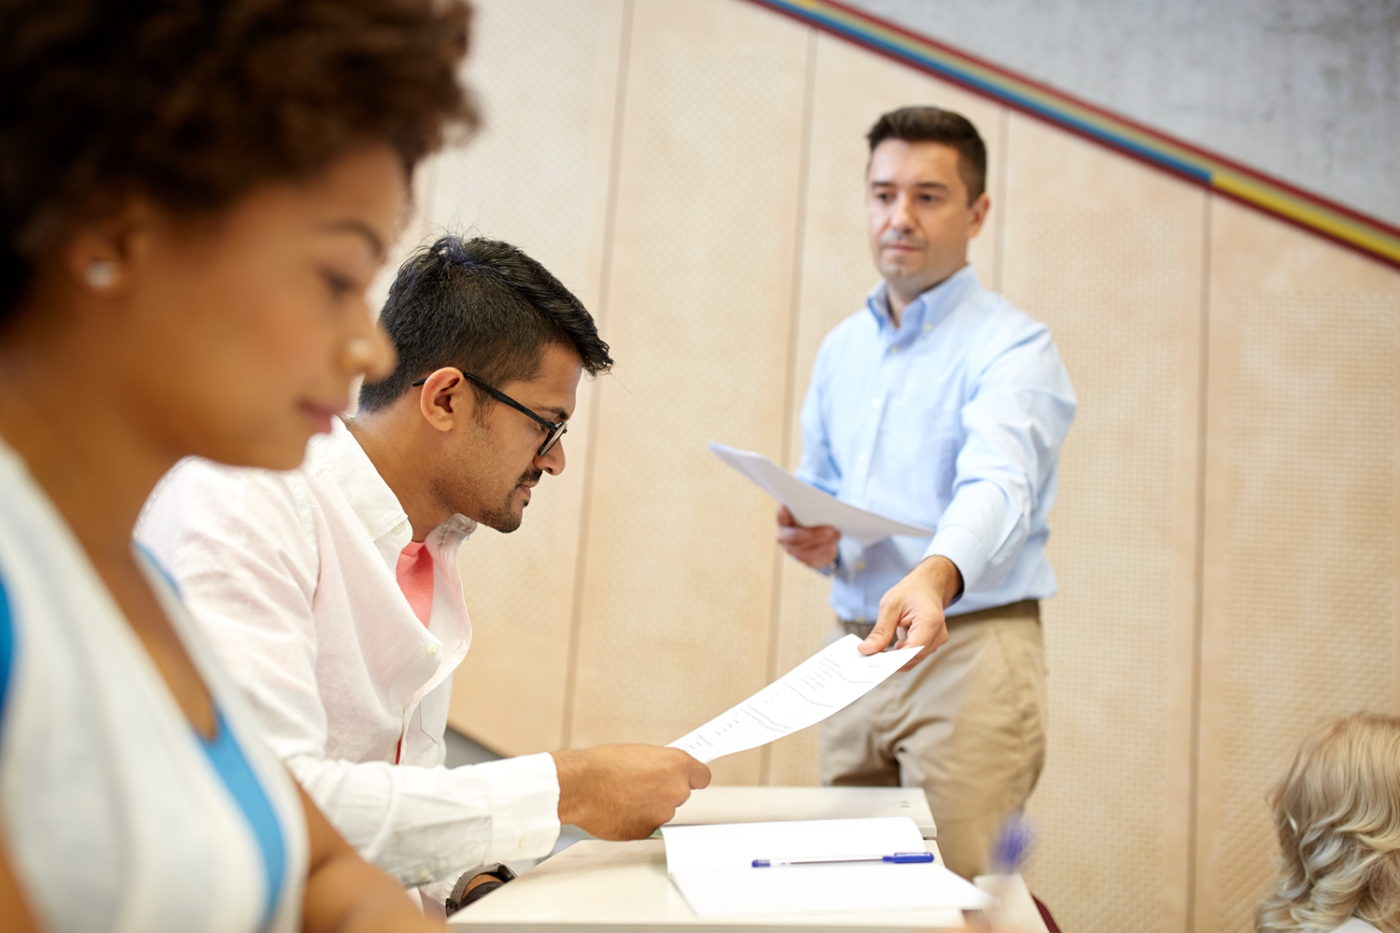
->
[839,598,1039,629]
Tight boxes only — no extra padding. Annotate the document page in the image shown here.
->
[661,817,992,917]
[662,817,926,872]
[669,635,919,764]
[710,441,935,546]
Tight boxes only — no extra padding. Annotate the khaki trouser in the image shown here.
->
[819,600,1047,880]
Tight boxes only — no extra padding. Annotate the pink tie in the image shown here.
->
[394,541,434,766]
[395,540,434,628]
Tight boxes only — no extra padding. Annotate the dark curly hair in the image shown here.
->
[358,235,613,414]
[0,0,479,319]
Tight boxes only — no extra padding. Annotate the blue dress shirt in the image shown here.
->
[796,264,1076,622]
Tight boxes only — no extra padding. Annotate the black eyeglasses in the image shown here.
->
[412,372,567,457]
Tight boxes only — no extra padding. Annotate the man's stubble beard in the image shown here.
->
[476,465,543,534]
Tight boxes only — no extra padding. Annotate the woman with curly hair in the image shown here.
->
[0,1,478,930]
[1258,713,1400,933]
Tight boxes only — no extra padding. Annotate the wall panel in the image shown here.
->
[406,3,1400,925]
[1194,199,1400,933]
[567,0,811,784]
[439,0,628,756]
[1000,114,1205,933]
[767,31,1007,785]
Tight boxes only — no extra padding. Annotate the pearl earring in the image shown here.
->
[85,260,118,290]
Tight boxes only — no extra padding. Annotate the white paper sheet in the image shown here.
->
[710,441,936,546]
[661,818,993,918]
[668,635,919,764]
[663,817,926,871]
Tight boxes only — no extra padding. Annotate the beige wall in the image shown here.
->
[391,1,1400,929]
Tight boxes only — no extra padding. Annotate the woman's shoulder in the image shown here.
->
[1333,917,1383,933]
[0,442,308,933]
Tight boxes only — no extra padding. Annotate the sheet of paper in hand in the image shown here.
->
[709,441,935,546]
[668,635,920,764]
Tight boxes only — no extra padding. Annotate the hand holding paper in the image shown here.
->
[669,635,919,764]
[775,504,839,569]
[710,441,935,546]
[864,553,963,670]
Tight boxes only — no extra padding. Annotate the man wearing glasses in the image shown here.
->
[138,235,710,915]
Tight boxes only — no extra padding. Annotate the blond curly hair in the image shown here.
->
[1257,713,1400,932]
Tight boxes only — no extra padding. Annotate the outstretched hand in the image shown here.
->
[551,745,711,840]
[860,556,963,671]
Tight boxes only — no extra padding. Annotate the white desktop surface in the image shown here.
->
[666,786,937,839]
[450,786,968,932]
[447,838,964,932]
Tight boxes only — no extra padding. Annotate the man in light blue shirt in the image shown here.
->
[778,107,1075,879]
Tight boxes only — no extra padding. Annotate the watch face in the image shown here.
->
[458,879,506,910]
[447,864,517,914]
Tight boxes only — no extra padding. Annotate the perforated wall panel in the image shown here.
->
[1196,199,1400,933]
[1215,291,1395,929]
[568,0,811,784]
[436,0,627,755]
[1000,115,1205,933]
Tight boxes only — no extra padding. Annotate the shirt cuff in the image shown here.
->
[451,752,561,865]
[925,525,986,594]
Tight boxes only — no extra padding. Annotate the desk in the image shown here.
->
[667,785,937,839]
[449,786,981,932]
[448,838,967,932]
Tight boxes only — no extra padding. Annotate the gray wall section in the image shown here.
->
[843,0,1400,227]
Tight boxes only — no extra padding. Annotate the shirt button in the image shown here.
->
[856,615,866,624]
[393,520,408,535]
[856,561,866,571]
[427,644,439,657]
[889,346,900,355]
[417,868,431,883]
[924,323,932,332]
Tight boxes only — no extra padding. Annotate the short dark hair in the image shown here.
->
[0,0,478,320]
[358,235,613,413]
[866,106,987,203]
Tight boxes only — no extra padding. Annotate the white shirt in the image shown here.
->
[137,418,560,890]
[0,438,308,933]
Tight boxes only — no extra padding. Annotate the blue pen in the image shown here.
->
[751,851,934,868]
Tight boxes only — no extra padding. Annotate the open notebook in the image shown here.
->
[660,817,993,918]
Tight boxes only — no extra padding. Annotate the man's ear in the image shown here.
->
[417,368,469,434]
[966,192,991,239]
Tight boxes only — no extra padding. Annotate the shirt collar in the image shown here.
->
[866,263,982,337]
[305,417,477,545]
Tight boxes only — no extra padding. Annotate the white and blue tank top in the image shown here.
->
[0,439,308,932]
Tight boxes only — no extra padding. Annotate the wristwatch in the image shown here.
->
[445,862,517,915]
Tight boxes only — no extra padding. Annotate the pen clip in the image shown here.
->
[883,851,934,863]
